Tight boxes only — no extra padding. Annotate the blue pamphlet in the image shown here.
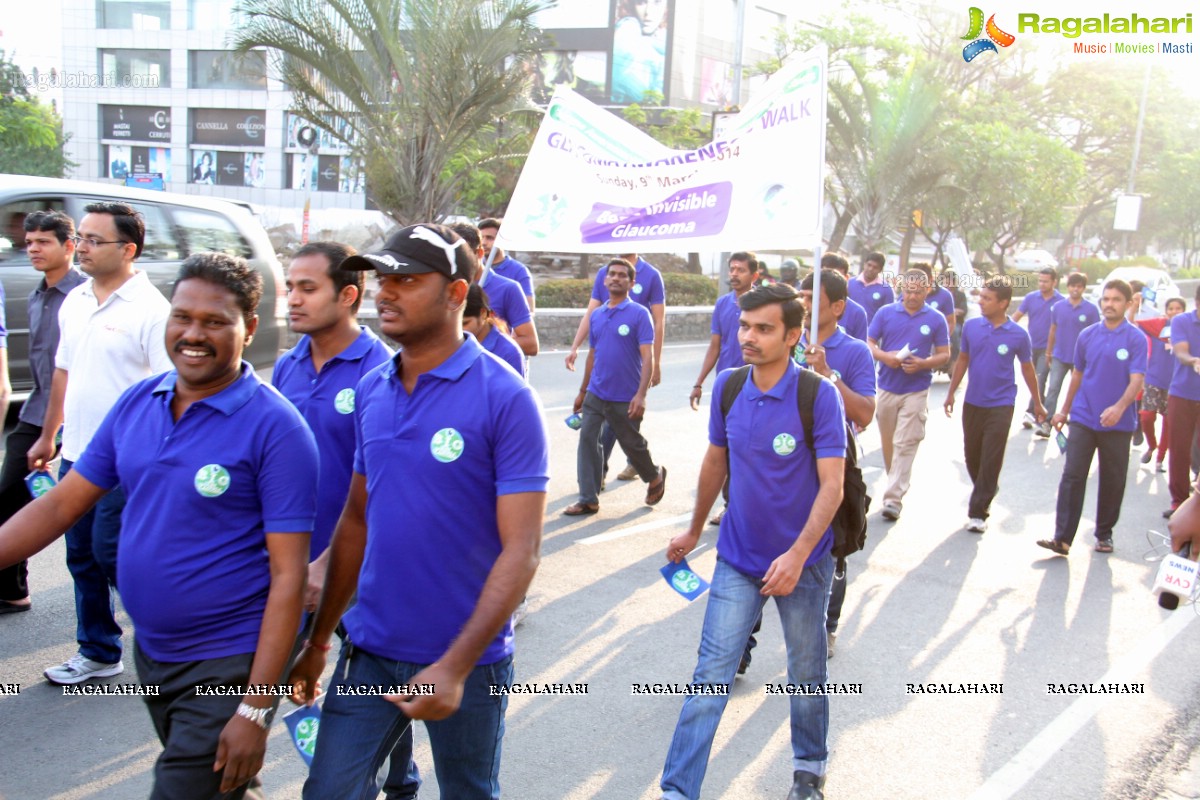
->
[1055,430,1068,455]
[283,702,321,766]
[24,469,56,499]
[660,559,710,601]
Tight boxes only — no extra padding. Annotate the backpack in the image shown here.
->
[720,365,870,575]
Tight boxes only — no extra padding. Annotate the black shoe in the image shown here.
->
[1141,449,1154,465]
[1133,430,1145,447]
[786,770,825,800]
[737,650,751,675]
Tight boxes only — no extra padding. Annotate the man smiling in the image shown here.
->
[0,252,318,798]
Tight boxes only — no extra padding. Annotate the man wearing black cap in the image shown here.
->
[292,224,550,799]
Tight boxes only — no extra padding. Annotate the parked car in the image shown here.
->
[1008,249,1059,273]
[0,175,286,397]
[1085,266,1182,313]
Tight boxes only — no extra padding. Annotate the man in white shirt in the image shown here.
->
[30,202,171,685]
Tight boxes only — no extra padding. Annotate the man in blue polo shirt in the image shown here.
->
[820,253,869,341]
[691,252,758,526]
[1038,280,1146,556]
[1166,285,1200,516]
[450,222,539,357]
[565,257,667,515]
[567,251,668,481]
[944,276,1044,533]
[478,217,534,311]
[913,261,956,338]
[292,224,549,800]
[797,269,875,658]
[1038,272,1100,438]
[867,269,951,520]
[848,251,893,322]
[271,241,392,606]
[662,283,846,800]
[0,252,319,798]
[1012,267,1063,429]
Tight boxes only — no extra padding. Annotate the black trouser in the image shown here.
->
[0,422,41,601]
[135,643,268,800]
[963,404,1015,521]
[1054,421,1132,545]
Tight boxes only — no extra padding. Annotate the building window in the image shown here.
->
[188,0,242,29]
[99,50,169,89]
[191,149,266,188]
[189,51,267,90]
[97,0,171,30]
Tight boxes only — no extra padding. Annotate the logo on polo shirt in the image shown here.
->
[872,291,881,301]
[194,465,231,497]
[618,324,630,336]
[773,433,797,456]
[430,428,465,463]
[920,325,931,335]
[997,344,1009,355]
[334,388,355,414]
[671,568,701,594]
[633,284,644,295]
[1078,314,1086,323]
[930,301,940,310]
[1116,348,1129,361]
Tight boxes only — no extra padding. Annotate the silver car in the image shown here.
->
[0,175,286,397]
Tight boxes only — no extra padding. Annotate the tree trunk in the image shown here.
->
[827,206,855,253]
[687,252,702,275]
[898,221,916,271]
[576,252,591,280]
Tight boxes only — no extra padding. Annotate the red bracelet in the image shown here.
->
[303,639,332,652]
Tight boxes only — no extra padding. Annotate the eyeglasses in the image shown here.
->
[70,236,129,249]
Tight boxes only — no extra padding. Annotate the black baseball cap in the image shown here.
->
[341,223,475,279]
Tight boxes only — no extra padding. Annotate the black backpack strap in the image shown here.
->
[795,367,822,453]
[719,365,753,425]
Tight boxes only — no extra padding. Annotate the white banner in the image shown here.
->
[498,45,828,254]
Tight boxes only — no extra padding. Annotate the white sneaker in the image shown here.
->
[1035,422,1052,438]
[1022,412,1035,429]
[827,631,837,659]
[881,503,901,521]
[966,518,988,533]
[44,654,124,685]
[512,597,529,628]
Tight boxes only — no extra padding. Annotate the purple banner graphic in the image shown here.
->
[581,182,732,244]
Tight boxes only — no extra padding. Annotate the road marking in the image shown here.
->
[577,513,692,545]
[967,608,1195,800]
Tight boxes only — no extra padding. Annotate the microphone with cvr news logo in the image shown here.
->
[1154,543,1196,610]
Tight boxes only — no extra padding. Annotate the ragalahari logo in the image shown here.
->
[961,7,1016,61]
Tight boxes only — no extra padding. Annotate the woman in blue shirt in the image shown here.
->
[464,284,526,378]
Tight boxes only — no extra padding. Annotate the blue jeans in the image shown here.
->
[304,643,513,800]
[1043,358,1073,418]
[661,554,834,800]
[60,459,126,664]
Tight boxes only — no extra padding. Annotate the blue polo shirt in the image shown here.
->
[73,364,319,661]
[867,303,950,395]
[711,291,744,373]
[1017,290,1064,349]
[272,327,393,557]
[344,336,549,664]
[1170,312,1200,401]
[587,298,655,402]
[840,297,869,341]
[1138,318,1172,390]
[480,325,526,378]
[478,270,532,331]
[1050,299,1101,364]
[710,361,846,576]
[1071,320,1148,432]
[797,327,877,406]
[959,316,1033,407]
[591,257,666,309]
[492,255,534,300]
[926,286,956,320]
[848,277,893,321]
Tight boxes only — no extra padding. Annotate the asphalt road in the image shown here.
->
[2,343,1199,800]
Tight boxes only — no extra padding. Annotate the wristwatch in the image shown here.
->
[827,370,840,384]
[236,701,275,730]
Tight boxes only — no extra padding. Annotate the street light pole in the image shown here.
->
[1121,61,1151,257]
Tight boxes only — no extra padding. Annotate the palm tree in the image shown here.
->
[233,0,545,223]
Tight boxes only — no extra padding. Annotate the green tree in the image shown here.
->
[234,0,545,224]
[0,50,73,177]
[1144,152,1200,267]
